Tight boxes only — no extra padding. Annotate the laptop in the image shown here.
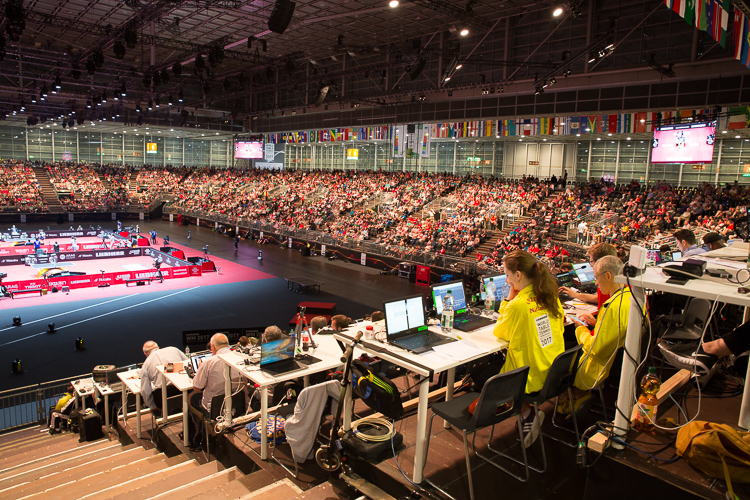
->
[384,295,455,354]
[105,366,129,392]
[647,249,662,265]
[556,272,576,301]
[672,251,683,261]
[190,350,213,374]
[574,266,597,294]
[260,335,307,376]
[480,274,508,304]
[432,280,495,332]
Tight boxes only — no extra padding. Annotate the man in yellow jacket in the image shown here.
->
[561,255,634,415]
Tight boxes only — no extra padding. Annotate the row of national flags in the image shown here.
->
[664,0,729,47]
[262,107,748,145]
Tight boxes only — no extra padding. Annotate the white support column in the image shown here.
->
[715,138,723,186]
[76,131,79,163]
[644,142,652,184]
[51,129,55,161]
[374,142,377,170]
[209,140,213,166]
[122,134,125,165]
[586,140,593,181]
[491,141,497,176]
[182,137,185,166]
[452,141,457,175]
[678,163,684,187]
[614,140,621,183]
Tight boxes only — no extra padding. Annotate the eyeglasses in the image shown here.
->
[594,272,610,281]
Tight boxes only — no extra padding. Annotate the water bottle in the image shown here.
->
[484,278,496,315]
[441,291,455,334]
[185,345,190,358]
[633,367,661,432]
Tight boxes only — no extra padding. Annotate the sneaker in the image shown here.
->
[556,391,592,419]
[523,411,545,449]
[658,341,718,376]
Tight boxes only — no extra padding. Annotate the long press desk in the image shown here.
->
[117,369,143,438]
[159,363,193,447]
[218,332,345,460]
[614,246,750,435]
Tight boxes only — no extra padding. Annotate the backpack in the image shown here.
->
[676,420,750,497]
[351,360,403,420]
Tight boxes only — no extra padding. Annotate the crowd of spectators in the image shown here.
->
[0,160,46,212]
[45,162,130,211]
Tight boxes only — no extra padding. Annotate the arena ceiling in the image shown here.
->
[0,0,749,138]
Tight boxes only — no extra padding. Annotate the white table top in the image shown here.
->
[117,369,142,394]
[218,335,344,387]
[72,377,95,396]
[335,319,508,377]
[158,363,194,391]
[616,265,750,307]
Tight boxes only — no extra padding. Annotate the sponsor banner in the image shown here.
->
[170,266,192,279]
[33,230,99,238]
[46,276,71,290]
[67,276,95,289]
[189,265,202,277]
[3,279,46,292]
[0,256,25,265]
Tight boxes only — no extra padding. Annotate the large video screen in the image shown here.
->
[235,141,263,159]
[651,122,715,164]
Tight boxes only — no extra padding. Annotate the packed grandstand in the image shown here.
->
[1,160,747,269]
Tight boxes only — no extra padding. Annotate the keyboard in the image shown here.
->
[453,314,495,332]
[392,331,455,352]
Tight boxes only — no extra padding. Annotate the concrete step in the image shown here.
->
[100,460,222,500]
[3,448,165,497]
[146,466,245,500]
[237,478,303,500]
[0,434,113,478]
[0,441,136,490]
[182,469,279,499]
[23,456,197,500]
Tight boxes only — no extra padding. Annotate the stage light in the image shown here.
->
[168,94,174,106]
[148,99,153,111]
[13,316,21,326]
[121,83,127,97]
[75,338,85,350]
[11,359,22,374]
[553,6,563,16]
[48,323,56,333]
[54,75,62,89]
[460,28,469,36]
[41,84,48,97]
[389,0,398,6]
[178,90,184,103]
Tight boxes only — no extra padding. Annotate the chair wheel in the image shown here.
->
[315,446,342,471]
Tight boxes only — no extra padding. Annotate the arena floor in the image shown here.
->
[0,219,423,391]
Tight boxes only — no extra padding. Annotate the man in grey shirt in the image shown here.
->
[140,341,188,416]
[188,333,245,449]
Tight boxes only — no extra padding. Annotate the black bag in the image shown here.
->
[78,409,104,442]
[351,360,403,420]
[341,428,403,462]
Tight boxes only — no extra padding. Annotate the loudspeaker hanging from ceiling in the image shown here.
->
[268,0,296,34]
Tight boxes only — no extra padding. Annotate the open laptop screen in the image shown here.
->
[480,274,508,301]
[384,295,426,337]
[191,351,213,373]
[575,266,596,284]
[556,272,575,288]
[672,251,683,261]
[573,262,588,271]
[106,366,130,385]
[260,336,295,366]
[432,280,467,315]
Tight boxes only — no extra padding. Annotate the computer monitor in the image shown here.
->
[556,272,575,288]
[573,262,589,271]
[672,251,683,261]
[480,274,508,301]
[575,266,596,284]
[105,366,130,385]
[384,295,427,337]
[432,280,468,315]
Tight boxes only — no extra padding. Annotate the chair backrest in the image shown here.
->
[682,298,711,329]
[209,391,247,421]
[470,366,529,431]
[536,344,584,401]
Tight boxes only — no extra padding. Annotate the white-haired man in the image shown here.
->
[141,340,188,416]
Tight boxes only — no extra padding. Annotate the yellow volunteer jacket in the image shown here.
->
[55,393,73,411]
[574,287,633,391]
[493,284,565,393]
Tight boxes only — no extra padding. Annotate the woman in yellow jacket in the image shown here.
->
[493,250,565,447]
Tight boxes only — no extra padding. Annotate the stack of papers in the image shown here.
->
[431,340,487,361]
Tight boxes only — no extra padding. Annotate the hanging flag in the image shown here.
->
[733,8,750,66]
[728,107,746,129]
[419,124,431,157]
[707,0,729,47]
[393,125,405,157]
[665,0,697,27]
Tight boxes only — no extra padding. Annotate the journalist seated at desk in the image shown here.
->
[316,314,351,334]
[493,249,565,448]
[558,255,633,417]
[558,242,617,310]
[141,341,188,416]
[188,333,245,449]
[674,228,706,258]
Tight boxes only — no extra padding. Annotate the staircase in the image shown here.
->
[31,166,63,212]
[0,427,303,499]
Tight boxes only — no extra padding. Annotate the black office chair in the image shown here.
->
[189,391,247,461]
[424,366,530,500]
[522,345,583,465]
